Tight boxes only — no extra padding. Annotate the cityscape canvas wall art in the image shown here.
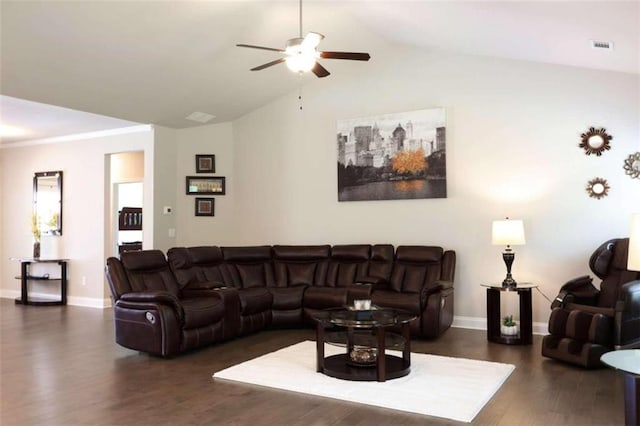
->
[337,108,447,201]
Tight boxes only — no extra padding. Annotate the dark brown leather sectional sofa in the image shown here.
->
[105,244,456,357]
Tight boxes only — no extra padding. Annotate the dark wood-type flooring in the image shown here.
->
[0,298,625,425]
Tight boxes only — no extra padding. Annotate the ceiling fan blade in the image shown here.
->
[250,58,286,71]
[237,44,285,53]
[320,51,371,61]
[301,32,324,49]
[311,62,330,78]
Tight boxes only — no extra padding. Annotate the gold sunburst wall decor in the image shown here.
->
[579,127,612,156]
[623,152,640,179]
[586,177,610,199]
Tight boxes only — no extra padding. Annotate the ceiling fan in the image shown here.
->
[236,0,370,78]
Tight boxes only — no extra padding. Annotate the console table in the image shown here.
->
[481,282,536,345]
[13,258,68,306]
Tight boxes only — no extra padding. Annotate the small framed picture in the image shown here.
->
[195,155,215,173]
[195,198,215,216]
[186,176,226,195]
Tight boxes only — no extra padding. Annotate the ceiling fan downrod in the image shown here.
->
[299,0,303,39]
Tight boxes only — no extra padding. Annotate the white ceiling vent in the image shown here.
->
[185,111,215,123]
[590,40,613,50]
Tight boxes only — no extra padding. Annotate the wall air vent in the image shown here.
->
[590,40,613,50]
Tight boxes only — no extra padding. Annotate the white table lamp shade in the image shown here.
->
[628,213,640,271]
[492,219,526,246]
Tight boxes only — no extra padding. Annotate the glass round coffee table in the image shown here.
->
[311,307,416,382]
[601,350,640,425]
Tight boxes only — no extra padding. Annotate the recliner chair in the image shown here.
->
[105,250,239,357]
[541,238,640,368]
[371,245,455,337]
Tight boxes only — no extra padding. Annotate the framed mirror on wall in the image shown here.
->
[579,127,612,156]
[34,171,63,235]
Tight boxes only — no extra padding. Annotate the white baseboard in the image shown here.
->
[0,290,111,309]
[68,296,112,308]
[453,315,548,336]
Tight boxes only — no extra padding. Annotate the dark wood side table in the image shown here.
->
[481,282,536,345]
[13,258,68,306]
[601,350,640,426]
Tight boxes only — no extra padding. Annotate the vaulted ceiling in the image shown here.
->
[1,1,638,144]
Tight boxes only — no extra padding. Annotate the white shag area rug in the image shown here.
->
[213,341,515,422]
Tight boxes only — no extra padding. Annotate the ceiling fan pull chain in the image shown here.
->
[298,86,303,110]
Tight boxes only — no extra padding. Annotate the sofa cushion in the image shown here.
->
[389,246,444,293]
[269,286,306,310]
[304,287,347,309]
[371,290,421,315]
[222,246,275,288]
[395,246,443,263]
[273,245,329,287]
[273,245,331,260]
[367,244,395,282]
[222,246,272,262]
[238,288,273,315]
[167,246,227,289]
[120,250,180,296]
[326,245,370,288]
[279,262,322,286]
[330,245,370,260]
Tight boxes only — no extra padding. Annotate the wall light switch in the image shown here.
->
[168,228,176,238]
[163,206,172,215]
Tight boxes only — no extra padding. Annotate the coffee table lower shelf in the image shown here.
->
[321,354,410,381]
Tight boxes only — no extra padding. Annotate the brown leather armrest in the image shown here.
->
[119,291,184,321]
[432,280,453,290]
[182,281,226,291]
[355,275,386,286]
[564,302,615,317]
[355,276,390,290]
[181,287,238,299]
[614,280,640,348]
[423,280,453,297]
[189,287,240,339]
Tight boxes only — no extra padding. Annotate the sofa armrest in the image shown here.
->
[355,276,390,290]
[119,291,184,322]
[433,280,454,290]
[551,275,599,309]
[423,280,453,296]
[563,303,615,317]
[417,280,454,308]
[182,280,226,291]
[614,279,640,348]
[180,287,241,339]
[355,275,386,286]
[181,286,240,303]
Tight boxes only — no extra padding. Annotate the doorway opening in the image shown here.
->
[109,151,144,256]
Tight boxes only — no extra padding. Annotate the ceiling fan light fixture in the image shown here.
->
[285,49,317,73]
[236,0,369,78]
[301,32,324,49]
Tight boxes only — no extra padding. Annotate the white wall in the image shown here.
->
[0,128,154,307]
[1,48,637,330]
[232,48,640,326]
[174,122,236,246]
[152,126,178,252]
